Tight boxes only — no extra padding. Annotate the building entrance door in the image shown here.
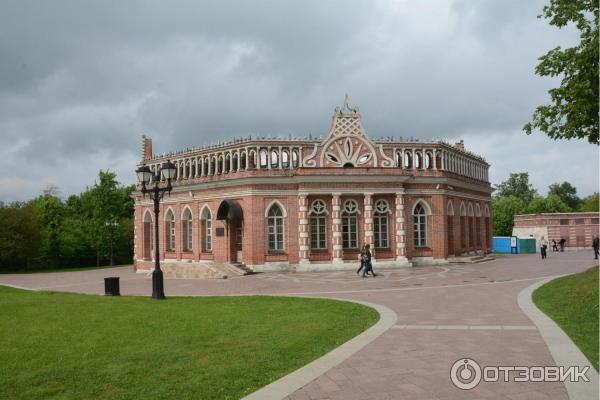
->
[216,199,244,264]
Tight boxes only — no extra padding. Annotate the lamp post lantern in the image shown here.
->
[136,160,177,300]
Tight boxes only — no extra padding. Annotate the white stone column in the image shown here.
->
[331,193,343,263]
[298,193,309,264]
[278,146,282,169]
[395,190,410,265]
[364,193,374,258]
[433,149,437,170]
[400,148,405,169]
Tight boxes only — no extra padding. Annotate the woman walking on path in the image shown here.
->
[361,244,376,277]
[540,236,548,259]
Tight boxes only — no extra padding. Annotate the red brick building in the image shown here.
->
[513,212,600,249]
[133,99,492,272]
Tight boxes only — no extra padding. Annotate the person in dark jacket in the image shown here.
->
[559,237,566,252]
[356,245,366,275]
[361,244,376,277]
[551,239,558,252]
[593,236,599,260]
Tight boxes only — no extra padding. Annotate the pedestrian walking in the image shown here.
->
[559,237,566,252]
[356,245,366,275]
[540,236,548,259]
[551,239,558,252]
[361,244,376,277]
[593,236,599,260]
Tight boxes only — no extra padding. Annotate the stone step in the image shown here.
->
[161,263,226,279]
[447,255,496,264]
[211,263,251,277]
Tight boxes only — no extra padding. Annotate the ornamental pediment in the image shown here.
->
[303,95,394,168]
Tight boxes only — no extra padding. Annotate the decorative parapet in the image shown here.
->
[137,97,490,183]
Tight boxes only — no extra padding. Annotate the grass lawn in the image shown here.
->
[533,266,599,371]
[0,264,128,274]
[0,286,378,399]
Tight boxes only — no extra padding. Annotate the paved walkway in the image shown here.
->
[1,252,598,399]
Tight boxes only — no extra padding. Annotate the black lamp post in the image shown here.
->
[136,160,177,300]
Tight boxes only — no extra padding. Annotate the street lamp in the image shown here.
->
[105,220,119,266]
[136,160,177,300]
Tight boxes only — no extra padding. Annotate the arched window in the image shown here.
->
[282,150,289,168]
[425,152,433,169]
[225,154,232,172]
[415,152,422,169]
[309,199,327,250]
[210,158,216,175]
[459,202,467,249]
[374,199,390,248]
[395,151,402,168]
[143,211,153,260]
[447,201,454,216]
[201,207,212,252]
[240,153,247,170]
[447,201,455,255]
[267,203,284,251]
[467,204,475,247]
[404,151,412,168]
[217,156,224,174]
[342,199,359,249]
[413,202,429,247]
[165,209,176,251]
[475,204,482,246]
[271,149,279,168]
[292,150,299,168]
[259,149,268,168]
[203,158,209,176]
[182,208,193,252]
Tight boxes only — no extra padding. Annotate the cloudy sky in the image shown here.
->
[0,0,597,201]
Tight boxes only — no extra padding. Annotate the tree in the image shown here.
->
[525,195,572,214]
[523,0,599,144]
[0,202,43,271]
[494,173,538,204]
[579,192,599,211]
[548,181,581,209]
[82,171,135,266]
[492,196,526,236]
[33,193,66,268]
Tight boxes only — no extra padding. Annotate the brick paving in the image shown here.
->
[1,251,597,399]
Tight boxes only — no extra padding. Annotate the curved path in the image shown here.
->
[1,251,598,399]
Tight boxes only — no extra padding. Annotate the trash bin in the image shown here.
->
[104,277,120,296]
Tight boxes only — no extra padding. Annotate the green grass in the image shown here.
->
[0,264,128,274]
[533,266,599,371]
[0,286,378,399]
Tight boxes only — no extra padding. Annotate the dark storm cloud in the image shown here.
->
[0,0,597,201]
